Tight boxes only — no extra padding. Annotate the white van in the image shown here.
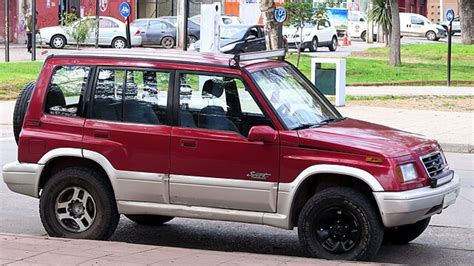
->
[348,11,369,41]
[400,13,447,41]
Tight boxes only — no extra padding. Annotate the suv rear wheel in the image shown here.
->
[384,217,430,244]
[39,167,119,240]
[309,37,318,52]
[126,215,174,226]
[298,187,383,261]
[328,36,337,51]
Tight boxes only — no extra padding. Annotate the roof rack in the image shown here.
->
[229,49,286,68]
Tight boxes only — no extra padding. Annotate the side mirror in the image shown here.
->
[248,126,277,144]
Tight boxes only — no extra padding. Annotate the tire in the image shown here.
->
[161,36,175,49]
[50,35,66,49]
[360,31,367,42]
[13,81,36,144]
[299,47,305,52]
[126,215,174,226]
[39,167,119,240]
[328,36,337,52]
[298,187,384,261]
[426,31,437,41]
[384,218,430,245]
[188,35,198,46]
[309,37,318,52]
[112,37,127,49]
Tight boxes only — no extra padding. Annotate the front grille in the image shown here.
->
[421,152,445,177]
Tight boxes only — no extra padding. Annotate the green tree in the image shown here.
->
[62,14,96,49]
[283,1,315,67]
[368,0,391,46]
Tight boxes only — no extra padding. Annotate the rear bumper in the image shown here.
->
[373,173,460,228]
[2,161,42,198]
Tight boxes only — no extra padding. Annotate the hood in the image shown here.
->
[297,118,438,158]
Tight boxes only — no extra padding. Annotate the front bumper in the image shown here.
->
[373,173,460,227]
[287,41,312,49]
[2,161,43,198]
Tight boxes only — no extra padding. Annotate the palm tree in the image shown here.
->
[368,0,391,46]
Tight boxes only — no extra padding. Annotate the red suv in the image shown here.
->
[2,49,460,261]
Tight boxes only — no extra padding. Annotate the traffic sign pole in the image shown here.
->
[119,2,132,49]
[447,21,452,86]
[446,9,454,87]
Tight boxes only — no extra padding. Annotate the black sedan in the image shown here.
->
[192,24,266,54]
[131,18,200,49]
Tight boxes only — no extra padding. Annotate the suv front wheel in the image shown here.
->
[384,217,430,244]
[297,187,383,261]
[39,167,119,240]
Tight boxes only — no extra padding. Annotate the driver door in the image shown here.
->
[241,26,265,53]
[169,72,279,212]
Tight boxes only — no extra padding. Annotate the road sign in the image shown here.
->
[274,7,287,23]
[446,9,455,22]
[119,2,131,18]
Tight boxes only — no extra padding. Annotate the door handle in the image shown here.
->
[93,130,110,139]
[181,139,197,148]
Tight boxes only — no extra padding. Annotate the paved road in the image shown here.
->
[0,36,462,62]
[0,125,472,264]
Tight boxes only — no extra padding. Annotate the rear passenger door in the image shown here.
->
[82,68,173,203]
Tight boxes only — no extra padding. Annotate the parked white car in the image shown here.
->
[440,16,461,35]
[400,13,447,41]
[189,15,242,25]
[38,16,142,49]
[284,20,338,52]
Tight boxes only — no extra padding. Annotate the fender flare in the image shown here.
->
[276,164,384,228]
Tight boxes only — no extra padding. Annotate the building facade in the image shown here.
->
[427,0,459,23]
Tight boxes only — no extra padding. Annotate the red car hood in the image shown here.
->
[297,118,439,158]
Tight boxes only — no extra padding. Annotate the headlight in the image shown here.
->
[397,163,418,182]
[220,43,236,52]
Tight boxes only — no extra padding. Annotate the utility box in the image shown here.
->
[311,58,346,106]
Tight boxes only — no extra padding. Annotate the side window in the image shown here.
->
[411,16,424,25]
[177,73,272,136]
[45,66,90,117]
[91,69,170,125]
[92,69,125,122]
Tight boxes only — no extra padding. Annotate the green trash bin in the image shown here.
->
[314,64,336,96]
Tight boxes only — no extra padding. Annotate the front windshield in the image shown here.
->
[252,66,342,130]
[221,27,246,39]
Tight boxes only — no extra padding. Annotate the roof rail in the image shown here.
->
[229,49,286,68]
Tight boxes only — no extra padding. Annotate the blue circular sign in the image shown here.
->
[446,9,455,22]
[119,2,131,18]
[274,7,287,23]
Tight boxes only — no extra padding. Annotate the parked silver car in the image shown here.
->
[38,16,142,49]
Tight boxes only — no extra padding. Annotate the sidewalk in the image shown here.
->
[0,100,472,152]
[0,233,372,265]
[346,86,474,96]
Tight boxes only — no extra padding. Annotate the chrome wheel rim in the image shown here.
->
[114,39,125,49]
[55,186,96,233]
[163,38,174,48]
[53,37,64,48]
[428,32,436,40]
[312,39,318,51]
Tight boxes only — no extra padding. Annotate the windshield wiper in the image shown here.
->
[292,123,322,130]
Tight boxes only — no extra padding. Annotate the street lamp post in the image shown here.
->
[31,0,36,61]
[4,0,10,62]
[95,0,100,48]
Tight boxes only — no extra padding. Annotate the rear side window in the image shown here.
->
[45,65,90,117]
[91,68,170,125]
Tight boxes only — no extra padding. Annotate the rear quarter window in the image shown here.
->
[45,65,90,117]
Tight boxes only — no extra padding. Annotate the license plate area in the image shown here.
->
[443,191,457,208]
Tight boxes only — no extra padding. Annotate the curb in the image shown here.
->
[439,143,474,154]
